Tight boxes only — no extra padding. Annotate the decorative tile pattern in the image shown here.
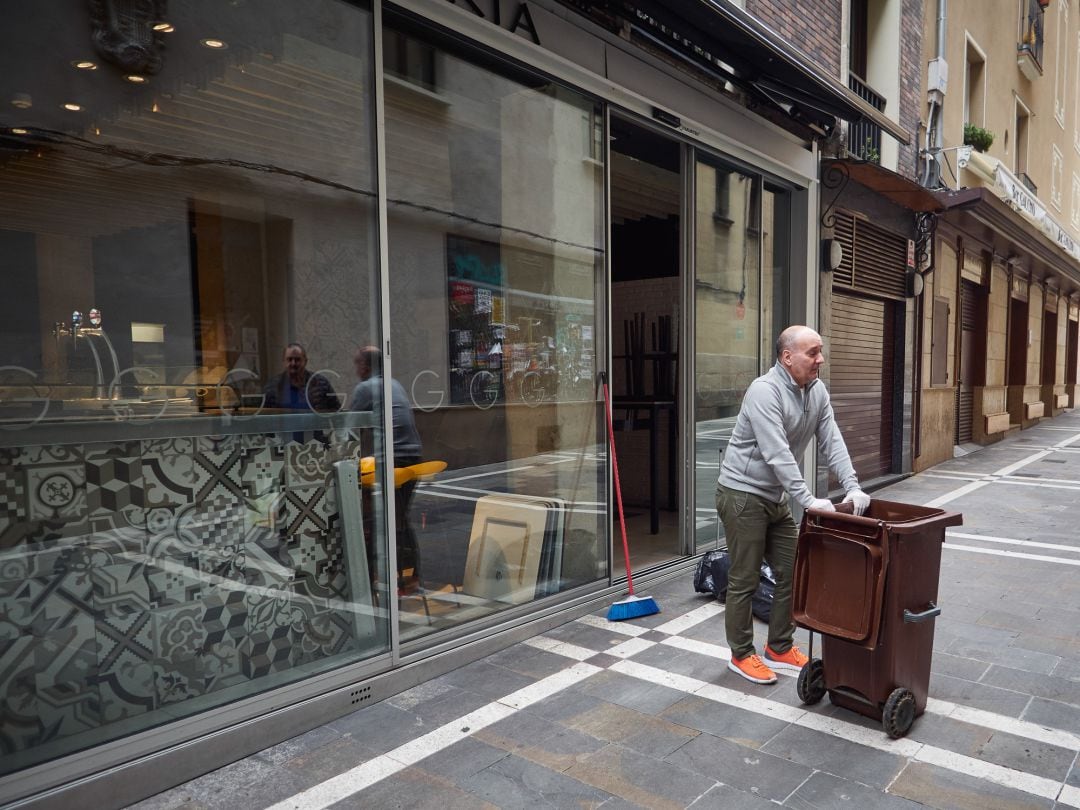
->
[0,471,27,524]
[285,440,335,489]
[26,465,86,522]
[86,442,145,519]
[1,433,361,765]
[142,437,196,509]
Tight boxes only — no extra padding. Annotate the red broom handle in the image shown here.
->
[602,380,635,595]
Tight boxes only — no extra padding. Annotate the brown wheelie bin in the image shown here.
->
[791,499,962,738]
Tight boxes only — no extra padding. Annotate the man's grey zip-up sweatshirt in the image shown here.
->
[718,361,859,509]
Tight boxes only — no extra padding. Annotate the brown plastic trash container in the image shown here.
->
[792,498,962,738]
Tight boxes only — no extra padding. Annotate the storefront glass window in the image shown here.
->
[0,1,386,776]
[693,157,762,551]
[382,21,608,640]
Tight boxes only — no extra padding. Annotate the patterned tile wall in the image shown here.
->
[0,431,377,769]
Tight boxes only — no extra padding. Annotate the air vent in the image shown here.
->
[349,685,372,706]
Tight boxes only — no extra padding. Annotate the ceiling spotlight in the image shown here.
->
[125,75,148,84]
[11,93,32,109]
[10,128,29,135]
[63,102,83,111]
[200,38,227,49]
[152,22,174,32]
[72,60,98,70]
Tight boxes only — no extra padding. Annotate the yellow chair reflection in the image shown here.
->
[357,456,448,622]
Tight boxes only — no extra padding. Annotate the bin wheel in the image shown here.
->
[882,687,916,738]
[796,658,826,705]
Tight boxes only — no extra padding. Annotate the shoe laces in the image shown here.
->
[743,654,770,671]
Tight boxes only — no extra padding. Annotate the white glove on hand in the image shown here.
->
[843,489,871,516]
[808,498,835,512]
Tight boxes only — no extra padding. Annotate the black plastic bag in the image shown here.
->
[693,550,775,621]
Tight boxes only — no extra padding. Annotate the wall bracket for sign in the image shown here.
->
[820,160,850,229]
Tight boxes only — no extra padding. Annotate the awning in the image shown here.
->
[939,187,1080,292]
[557,0,911,144]
[826,159,944,212]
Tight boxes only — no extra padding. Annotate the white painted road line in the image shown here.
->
[574,618,1080,754]
[1059,783,1080,809]
[944,543,1080,567]
[925,479,990,507]
[265,663,601,810]
[611,659,1066,803]
[522,636,597,661]
[926,698,1080,751]
[575,613,648,636]
[921,431,1080,507]
[652,602,725,636]
[947,530,1080,555]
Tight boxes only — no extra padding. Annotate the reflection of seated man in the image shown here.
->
[264,342,337,444]
[351,346,423,593]
[263,342,337,411]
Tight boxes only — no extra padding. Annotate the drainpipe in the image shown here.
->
[923,0,948,187]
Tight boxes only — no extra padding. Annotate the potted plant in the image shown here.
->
[963,123,995,153]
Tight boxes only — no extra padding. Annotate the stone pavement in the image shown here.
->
[131,410,1080,810]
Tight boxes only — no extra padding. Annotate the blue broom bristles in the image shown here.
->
[606,593,661,621]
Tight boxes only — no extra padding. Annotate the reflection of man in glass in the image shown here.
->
[263,342,337,411]
[351,346,424,592]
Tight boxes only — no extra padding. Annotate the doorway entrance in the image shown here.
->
[609,116,683,571]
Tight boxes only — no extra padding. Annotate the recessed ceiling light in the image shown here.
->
[63,102,83,111]
[11,93,32,109]
[10,128,28,135]
[125,75,148,84]
[200,38,227,49]
[152,22,174,32]
[72,60,98,70]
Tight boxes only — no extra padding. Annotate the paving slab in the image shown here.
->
[905,712,1076,782]
[577,669,688,716]
[981,664,1080,706]
[558,699,700,759]
[662,731,813,802]
[784,771,923,809]
[659,694,792,748]
[886,760,1054,810]
[1022,696,1080,734]
[328,766,499,809]
[476,712,608,772]
[760,723,907,789]
[566,743,720,809]
[461,750,617,809]
[928,672,1032,717]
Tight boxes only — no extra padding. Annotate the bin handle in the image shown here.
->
[903,602,941,623]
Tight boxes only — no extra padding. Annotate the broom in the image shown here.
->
[601,372,661,621]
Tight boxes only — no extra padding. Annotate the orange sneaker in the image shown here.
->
[764,644,809,673]
[727,653,777,684]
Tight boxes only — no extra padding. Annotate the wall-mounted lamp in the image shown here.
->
[821,238,844,273]
[907,270,925,298]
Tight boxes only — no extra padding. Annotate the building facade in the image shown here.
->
[916,0,1080,470]
[0,2,904,806]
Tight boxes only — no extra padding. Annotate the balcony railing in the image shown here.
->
[1017,0,1045,80]
[847,73,886,163]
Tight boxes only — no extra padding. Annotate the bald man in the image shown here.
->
[717,325,869,685]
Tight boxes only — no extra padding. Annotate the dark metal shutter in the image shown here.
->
[832,212,907,299]
[957,281,979,443]
[830,293,895,483]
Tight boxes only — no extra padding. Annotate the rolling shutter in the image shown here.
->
[830,293,895,483]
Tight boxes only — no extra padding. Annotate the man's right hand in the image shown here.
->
[808,498,835,511]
